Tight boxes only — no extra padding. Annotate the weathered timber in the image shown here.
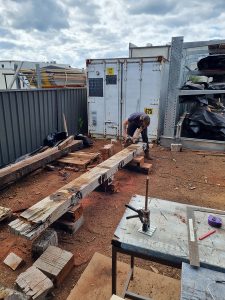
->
[4,252,24,270]
[31,229,58,259]
[0,140,83,189]
[9,143,144,240]
[58,136,74,150]
[15,266,53,299]
[0,284,29,300]
[0,206,12,221]
[33,246,74,286]
[58,151,100,168]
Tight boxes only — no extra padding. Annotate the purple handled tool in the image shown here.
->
[208,215,222,228]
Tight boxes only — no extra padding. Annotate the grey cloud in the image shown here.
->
[9,0,69,31]
[64,0,100,25]
[64,0,100,12]
[0,27,16,38]
[128,0,178,15]
[0,41,17,49]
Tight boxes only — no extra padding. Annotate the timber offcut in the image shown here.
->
[9,143,144,240]
[0,139,83,189]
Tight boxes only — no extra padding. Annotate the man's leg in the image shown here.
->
[141,128,153,160]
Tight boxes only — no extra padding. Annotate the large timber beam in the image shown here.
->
[9,143,144,240]
[0,139,83,189]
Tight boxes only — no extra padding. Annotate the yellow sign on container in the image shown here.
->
[144,108,153,115]
[107,67,114,75]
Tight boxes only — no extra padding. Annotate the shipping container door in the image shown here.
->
[122,60,162,140]
[122,61,141,125]
[88,61,120,137]
[139,61,162,139]
[88,63,105,136]
[104,61,120,136]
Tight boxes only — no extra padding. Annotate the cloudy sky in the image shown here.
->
[0,0,224,68]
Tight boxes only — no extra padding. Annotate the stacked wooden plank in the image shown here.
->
[58,151,100,169]
[9,143,144,240]
[0,140,83,189]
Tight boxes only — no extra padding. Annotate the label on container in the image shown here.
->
[106,67,114,75]
[144,108,153,115]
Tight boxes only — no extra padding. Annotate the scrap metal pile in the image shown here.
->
[181,52,225,140]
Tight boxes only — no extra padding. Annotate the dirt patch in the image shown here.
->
[0,139,225,299]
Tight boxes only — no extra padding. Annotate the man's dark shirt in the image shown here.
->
[127,112,149,146]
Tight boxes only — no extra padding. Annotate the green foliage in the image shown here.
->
[78,117,84,132]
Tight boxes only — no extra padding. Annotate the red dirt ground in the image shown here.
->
[1,139,225,299]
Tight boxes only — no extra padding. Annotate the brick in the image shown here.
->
[54,215,84,234]
[60,204,83,222]
[125,163,152,174]
[141,163,153,173]
[100,144,115,160]
[131,156,144,166]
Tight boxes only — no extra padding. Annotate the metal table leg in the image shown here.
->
[131,255,134,280]
[112,244,117,295]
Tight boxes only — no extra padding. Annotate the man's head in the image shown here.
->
[140,114,150,128]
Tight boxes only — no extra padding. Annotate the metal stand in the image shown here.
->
[112,244,152,300]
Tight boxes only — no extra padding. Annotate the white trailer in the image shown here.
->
[87,57,169,140]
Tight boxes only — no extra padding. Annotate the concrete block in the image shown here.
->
[31,229,58,259]
[171,143,182,152]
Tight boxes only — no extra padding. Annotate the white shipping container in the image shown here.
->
[87,57,169,141]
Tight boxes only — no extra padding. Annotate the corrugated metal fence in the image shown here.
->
[0,88,87,167]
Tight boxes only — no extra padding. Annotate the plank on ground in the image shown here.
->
[58,151,100,168]
[66,252,180,300]
[0,140,83,188]
[9,143,144,240]
[68,152,100,159]
[58,157,90,167]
